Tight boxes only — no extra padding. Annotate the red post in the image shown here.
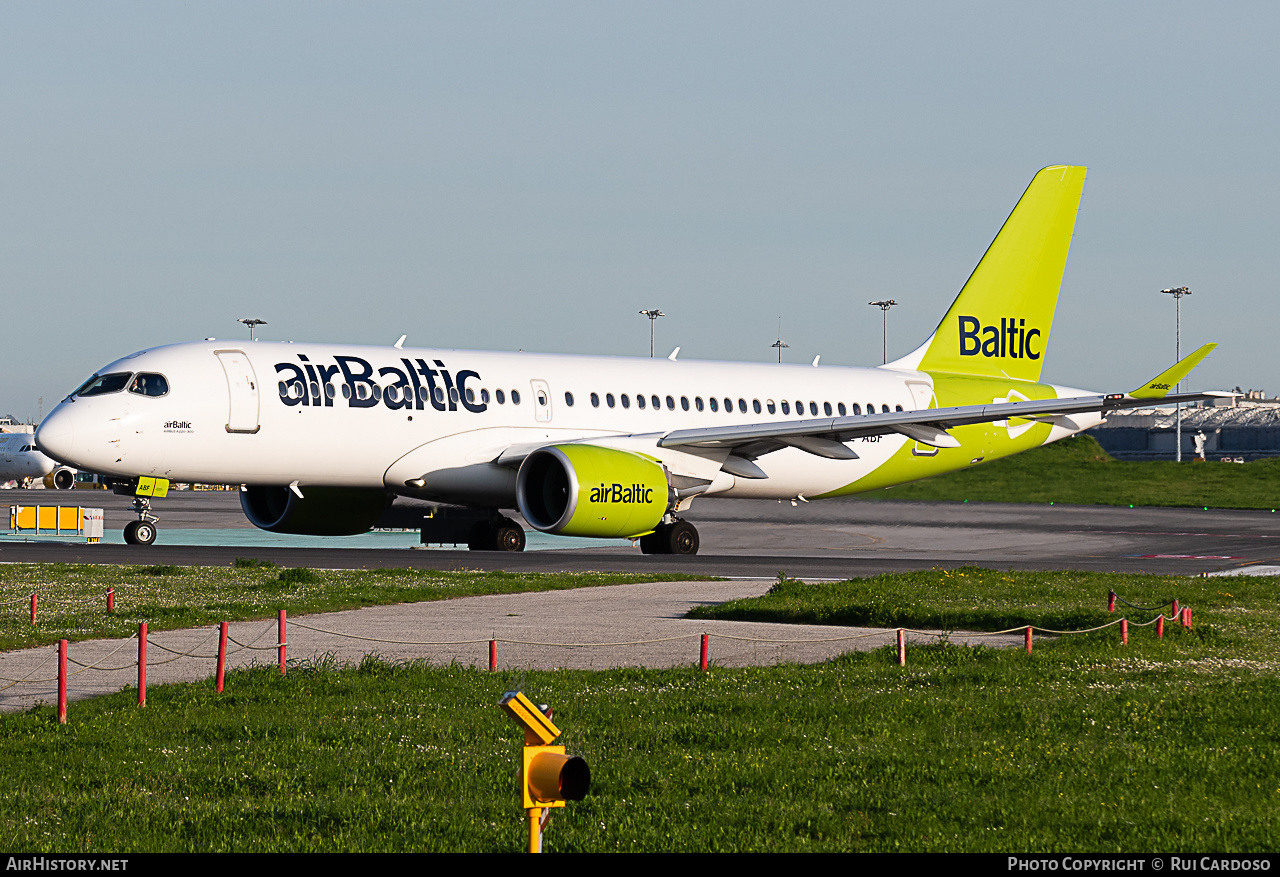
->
[30,593,37,625]
[700,634,709,671]
[138,622,147,706]
[1121,618,1128,646]
[1183,606,1192,629]
[1173,598,1180,617]
[1025,626,1033,654]
[278,609,287,674]
[1157,614,1165,639]
[897,629,906,666]
[57,640,68,725]
[1107,590,1116,613]
[106,588,114,613]
[216,622,229,693]
[489,639,497,672]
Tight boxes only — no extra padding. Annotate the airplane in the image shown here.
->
[34,165,1226,548]
[0,432,76,490]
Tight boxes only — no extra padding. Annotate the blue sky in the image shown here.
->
[2,2,1275,420]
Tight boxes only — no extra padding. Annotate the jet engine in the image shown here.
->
[51,468,77,490]
[516,445,672,538]
[240,485,391,535]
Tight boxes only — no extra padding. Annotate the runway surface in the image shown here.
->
[4,488,1280,577]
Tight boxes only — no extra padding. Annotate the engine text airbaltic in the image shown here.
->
[35,166,1226,550]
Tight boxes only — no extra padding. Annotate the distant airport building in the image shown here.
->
[1088,391,1280,461]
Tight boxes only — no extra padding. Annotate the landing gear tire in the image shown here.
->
[124,520,157,545]
[665,520,699,555]
[638,531,663,555]
[492,521,526,552]
[467,519,526,552]
[638,521,700,556]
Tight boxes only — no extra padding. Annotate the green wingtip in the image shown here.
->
[1129,342,1218,399]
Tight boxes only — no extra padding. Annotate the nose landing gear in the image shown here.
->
[114,477,168,546]
[122,496,159,545]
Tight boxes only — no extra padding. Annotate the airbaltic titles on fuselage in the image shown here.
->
[273,354,486,413]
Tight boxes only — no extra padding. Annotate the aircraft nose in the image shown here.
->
[35,404,83,468]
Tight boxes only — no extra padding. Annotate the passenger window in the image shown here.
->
[481,389,490,404]
[753,399,762,414]
[709,397,719,412]
[883,404,891,413]
[680,396,689,411]
[781,400,790,415]
[824,402,832,416]
[511,390,521,405]
[652,395,660,409]
[565,391,574,406]
[809,401,818,416]
[496,389,506,404]
[724,397,733,412]
[738,398,747,413]
[695,397,704,411]
[767,400,776,414]
[795,400,803,415]
[838,403,846,416]
[895,405,903,412]
[621,394,630,409]
[637,394,646,409]
[607,393,615,408]
[591,392,600,407]
[852,403,861,415]
[665,395,675,410]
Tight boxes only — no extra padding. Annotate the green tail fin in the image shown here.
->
[904,165,1087,382]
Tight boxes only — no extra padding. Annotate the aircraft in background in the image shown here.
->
[35,166,1226,547]
[0,433,76,489]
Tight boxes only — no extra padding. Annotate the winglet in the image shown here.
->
[1129,343,1217,399]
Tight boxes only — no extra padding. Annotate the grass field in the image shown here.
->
[857,435,1280,510]
[2,565,1275,852]
[0,563,711,652]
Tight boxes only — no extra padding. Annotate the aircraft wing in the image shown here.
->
[656,389,1232,464]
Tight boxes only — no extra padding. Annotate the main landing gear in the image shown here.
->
[638,519,700,556]
[467,517,527,552]
[122,495,158,546]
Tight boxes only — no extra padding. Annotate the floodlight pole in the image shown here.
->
[771,318,789,363]
[639,309,665,358]
[1161,287,1191,462]
[868,300,897,364]
[238,318,267,341]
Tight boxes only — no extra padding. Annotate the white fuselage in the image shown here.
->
[0,434,59,484]
[35,339,1099,506]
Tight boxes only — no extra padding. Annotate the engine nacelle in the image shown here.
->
[516,445,671,538]
[48,468,77,490]
[240,485,390,536]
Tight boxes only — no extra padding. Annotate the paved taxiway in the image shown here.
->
[3,489,1280,577]
[0,578,1022,713]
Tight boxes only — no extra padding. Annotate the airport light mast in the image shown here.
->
[237,318,267,341]
[639,309,665,358]
[868,300,897,364]
[1161,287,1191,462]
[772,319,789,363]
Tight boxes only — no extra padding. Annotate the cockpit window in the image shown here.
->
[75,372,133,397]
[128,373,169,397]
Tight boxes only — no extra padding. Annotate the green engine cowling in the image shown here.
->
[516,445,671,538]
